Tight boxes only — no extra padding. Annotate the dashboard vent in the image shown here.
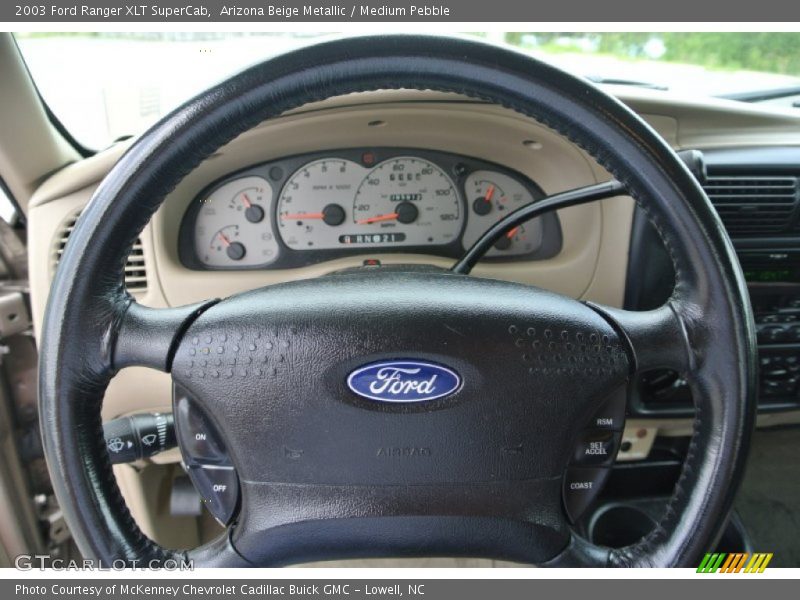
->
[53,211,148,294]
[703,175,799,236]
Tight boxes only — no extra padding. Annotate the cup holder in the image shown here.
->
[588,503,657,548]
[586,499,753,552]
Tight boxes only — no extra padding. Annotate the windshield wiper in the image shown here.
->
[586,75,668,91]
[718,85,800,104]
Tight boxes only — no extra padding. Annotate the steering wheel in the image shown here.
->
[39,35,756,568]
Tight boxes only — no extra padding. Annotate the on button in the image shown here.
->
[174,395,230,465]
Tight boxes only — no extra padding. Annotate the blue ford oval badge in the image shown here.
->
[347,360,461,403]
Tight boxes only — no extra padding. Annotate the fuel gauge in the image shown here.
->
[471,180,506,216]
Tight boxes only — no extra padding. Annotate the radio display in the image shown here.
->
[744,269,793,282]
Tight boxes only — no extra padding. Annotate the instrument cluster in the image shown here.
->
[179,148,562,270]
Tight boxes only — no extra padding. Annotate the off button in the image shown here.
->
[187,465,239,525]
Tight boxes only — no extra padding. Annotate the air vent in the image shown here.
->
[52,211,148,294]
[703,175,799,236]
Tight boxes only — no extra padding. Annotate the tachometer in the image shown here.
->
[277,159,362,249]
[351,157,461,247]
[193,176,278,267]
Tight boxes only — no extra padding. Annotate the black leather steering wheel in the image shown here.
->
[39,35,757,568]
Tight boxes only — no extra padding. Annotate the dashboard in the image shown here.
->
[24,87,800,553]
[178,148,561,270]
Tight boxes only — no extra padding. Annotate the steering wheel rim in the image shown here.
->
[39,35,757,568]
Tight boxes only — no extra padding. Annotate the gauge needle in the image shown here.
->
[506,226,520,239]
[241,193,252,208]
[217,232,232,247]
[484,184,495,204]
[356,212,399,224]
[281,212,325,220]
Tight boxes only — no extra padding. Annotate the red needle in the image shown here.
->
[241,193,252,208]
[506,226,520,239]
[484,184,495,203]
[217,232,231,247]
[281,212,325,220]
[357,212,399,224]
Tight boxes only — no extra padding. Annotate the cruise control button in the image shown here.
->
[187,465,239,525]
[589,387,627,431]
[174,395,230,465]
[563,467,610,523]
[572,430,621,467]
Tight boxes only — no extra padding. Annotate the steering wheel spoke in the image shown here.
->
[587,302,693,376]
[112,300,218,373]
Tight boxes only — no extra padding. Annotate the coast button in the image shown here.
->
[563,467,610,523]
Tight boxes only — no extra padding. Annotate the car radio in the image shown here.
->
[740,249,800,285]
[742,250,800,407]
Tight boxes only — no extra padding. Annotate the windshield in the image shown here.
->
[15,32,800,150]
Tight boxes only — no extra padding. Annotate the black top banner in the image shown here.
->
[4,0,800,22]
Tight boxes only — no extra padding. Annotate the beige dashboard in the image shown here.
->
[29,87,800,420]
[24,89,800,547]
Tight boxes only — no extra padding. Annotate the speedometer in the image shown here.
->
[351,157,461,246]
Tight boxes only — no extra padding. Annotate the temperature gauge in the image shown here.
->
[462,170,543,257]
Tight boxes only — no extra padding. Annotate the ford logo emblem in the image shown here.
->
[347,360,461,403]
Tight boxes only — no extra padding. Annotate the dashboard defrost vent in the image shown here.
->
[703,175,799,236]
[52,211,148,294]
